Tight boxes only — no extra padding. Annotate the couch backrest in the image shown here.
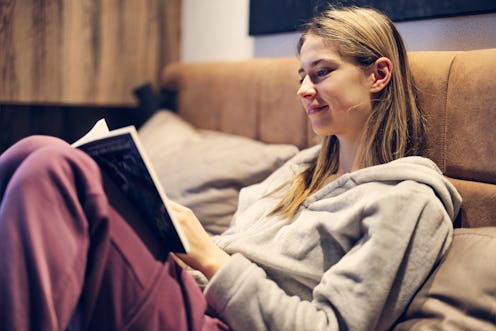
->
[161,49,496,228]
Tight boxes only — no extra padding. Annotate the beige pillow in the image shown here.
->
[393,227,496,330]
[138,110,299,235]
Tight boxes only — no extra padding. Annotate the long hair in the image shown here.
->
[271,6,425,218]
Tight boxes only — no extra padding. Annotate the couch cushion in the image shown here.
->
[448,178,496,228]
[161,58,313,149]
[393,227,496,330]
[408,51,457,173]
[444,49,496,184]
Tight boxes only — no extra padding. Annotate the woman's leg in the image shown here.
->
[0,136,228,331]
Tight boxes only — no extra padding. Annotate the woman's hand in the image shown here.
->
[167,200,230,280]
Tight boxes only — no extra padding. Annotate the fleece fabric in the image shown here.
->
[205,145,462,331]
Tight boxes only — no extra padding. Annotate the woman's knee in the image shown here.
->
[4,138,101,202]
[0,136,72,195]
[9,135,68,152]
[0,136,69,168]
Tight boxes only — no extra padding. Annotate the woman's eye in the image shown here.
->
[298,67,333,84]
[316,68,332,77]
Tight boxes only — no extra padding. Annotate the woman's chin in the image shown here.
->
[310,123,334,136]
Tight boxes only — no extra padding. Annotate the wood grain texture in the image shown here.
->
[0,0,181,106]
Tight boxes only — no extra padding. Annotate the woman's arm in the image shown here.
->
[168,200,230,280]
[202,185,454,331]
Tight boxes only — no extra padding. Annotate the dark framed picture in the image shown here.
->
[249,0,496,35]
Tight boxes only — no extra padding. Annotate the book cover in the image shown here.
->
[72,119,190,253]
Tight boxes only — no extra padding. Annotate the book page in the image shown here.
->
[71,119,110,147]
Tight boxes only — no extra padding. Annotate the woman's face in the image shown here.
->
[297,35,374,141]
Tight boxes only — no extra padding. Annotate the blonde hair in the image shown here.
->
[271,6,425,218]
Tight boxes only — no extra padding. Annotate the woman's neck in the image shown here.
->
[337,137,364,175]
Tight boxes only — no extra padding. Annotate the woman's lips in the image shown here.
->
[307,105,328,115]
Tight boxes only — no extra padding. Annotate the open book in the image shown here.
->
[72,119,189,253]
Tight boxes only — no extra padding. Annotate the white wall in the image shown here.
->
[181,0,496,62]
[181,0,253,62]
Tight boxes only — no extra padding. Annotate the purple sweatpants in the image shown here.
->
[0,136,229,331]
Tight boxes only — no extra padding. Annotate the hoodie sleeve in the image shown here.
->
[204,181,454,331]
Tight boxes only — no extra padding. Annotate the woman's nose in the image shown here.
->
[297,76,317,99]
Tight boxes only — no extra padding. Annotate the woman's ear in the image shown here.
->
[370,57,392,93]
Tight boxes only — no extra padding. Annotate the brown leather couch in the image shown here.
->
[161,49,496,330]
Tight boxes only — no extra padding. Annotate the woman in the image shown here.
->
[0,6,460,331]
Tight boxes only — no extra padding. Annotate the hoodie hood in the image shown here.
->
[351,156,461,221]
[295,146,462,222]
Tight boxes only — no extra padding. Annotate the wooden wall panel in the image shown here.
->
[0,103,139,153]
[0,0,181,106]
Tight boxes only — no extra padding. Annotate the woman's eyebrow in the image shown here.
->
[298,58,338,75]
[298,59,322,76]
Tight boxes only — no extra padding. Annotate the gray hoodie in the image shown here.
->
[205,145,462,331]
